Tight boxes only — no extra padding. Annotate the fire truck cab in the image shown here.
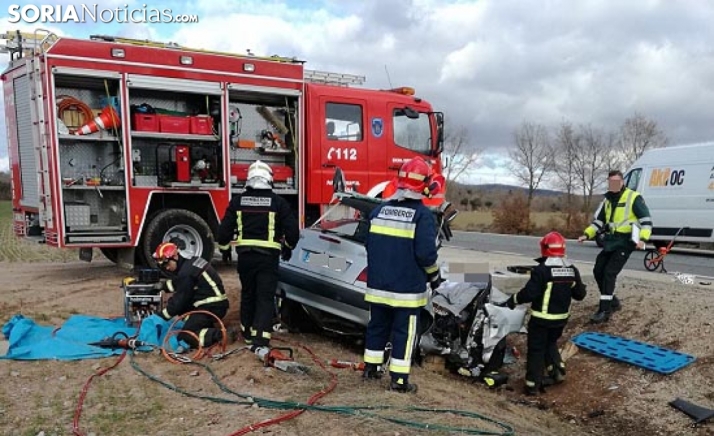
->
[1,30,445,266]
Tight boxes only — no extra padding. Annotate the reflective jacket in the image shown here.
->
[216,187,299,254]
[161,256,228,319]
[584,187,653,251]
[511,257,586,327]
[364,198,439,308]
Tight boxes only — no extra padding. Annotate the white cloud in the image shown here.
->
[3,0,714,188]
[463,152,519,186]
[0,156,7,172]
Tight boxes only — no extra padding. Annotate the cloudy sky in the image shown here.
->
[2,0,714,185]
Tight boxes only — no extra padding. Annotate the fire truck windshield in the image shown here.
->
[393,108,432,155]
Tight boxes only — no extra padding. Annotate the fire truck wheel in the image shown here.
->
[100,248,120,264]
[142,209,214,267]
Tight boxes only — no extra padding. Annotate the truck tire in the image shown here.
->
[100,248,119,264]
[141,209,214,267]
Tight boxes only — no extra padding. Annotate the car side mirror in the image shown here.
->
[332,166,346,193]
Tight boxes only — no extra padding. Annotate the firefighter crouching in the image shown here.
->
[362,156,444,393]
[499,232,586,395]
[153,242,230,349]
[216,160,299,355]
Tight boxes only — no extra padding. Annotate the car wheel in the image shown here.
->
[278,298,319,334]
[141,209,214,268]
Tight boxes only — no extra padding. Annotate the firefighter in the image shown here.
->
[216,160,299,353]
[362,156,443,393]
[578,170,652,323]
[153,242,230,349]
[500,232,587,395]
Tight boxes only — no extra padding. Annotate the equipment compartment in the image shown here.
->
[53,72,129,244]
[61,188,128,243]
[127,86,223,188]
[227,88,299,195]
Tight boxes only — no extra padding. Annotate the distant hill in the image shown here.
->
[448,181,564,197]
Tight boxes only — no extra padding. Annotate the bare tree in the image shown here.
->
[442,125,480,184]
[508,121,553,208]
[573,125,611,212]
[552,121,581,227]
[616,113,668,169]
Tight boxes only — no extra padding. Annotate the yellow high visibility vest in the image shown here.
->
[604,188,639,234]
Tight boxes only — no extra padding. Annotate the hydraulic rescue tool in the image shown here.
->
[253,346,309,374]
[328,359,366,371]
[89,332,148,350]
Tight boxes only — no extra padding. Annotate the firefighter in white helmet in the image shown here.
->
[217,160,299,353]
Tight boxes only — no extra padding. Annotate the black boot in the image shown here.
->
[590,310,611,324]
[389,379,418,393]
[547,363,566,384]
[362,363,383,380]
[611,296,622,312]
[590,299,613,324]
[524,385,539,395]
[524,381,544,396]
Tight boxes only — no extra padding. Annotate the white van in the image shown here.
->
[623,142,714,248]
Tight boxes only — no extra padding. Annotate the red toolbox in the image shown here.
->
[230,163,293,182]
[272,165,294,182]
[159,115,190,134]
[132,113,159,132]
[189,115,213,135]
[231,163,250,180]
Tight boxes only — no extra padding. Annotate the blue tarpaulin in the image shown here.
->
[1,314,185,361]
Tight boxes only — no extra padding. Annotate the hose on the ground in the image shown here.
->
[129,337,515,435]
[72,309,515,435]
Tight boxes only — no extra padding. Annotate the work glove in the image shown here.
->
[427,271,444,291]
[504,297,516,310]
[493,297,516,310]
[281,243,293,262]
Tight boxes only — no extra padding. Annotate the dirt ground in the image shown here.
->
[1,248,713,436]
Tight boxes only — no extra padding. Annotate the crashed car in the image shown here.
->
[276,173,525,384]
[423,276,527,384]
[277,189,428,335]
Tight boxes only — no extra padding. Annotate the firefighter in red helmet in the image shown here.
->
[362,156,443,393]
[500,231,587,395]
[153,241,231,350]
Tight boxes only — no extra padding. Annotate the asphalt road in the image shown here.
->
[447,231,714,279]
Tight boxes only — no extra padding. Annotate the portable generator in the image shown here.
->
[123,268,164,327]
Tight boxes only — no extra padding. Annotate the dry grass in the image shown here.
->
[0,201,76,263]
[451,210,565,232]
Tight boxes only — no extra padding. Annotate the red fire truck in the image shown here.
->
[1,30,445,266]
